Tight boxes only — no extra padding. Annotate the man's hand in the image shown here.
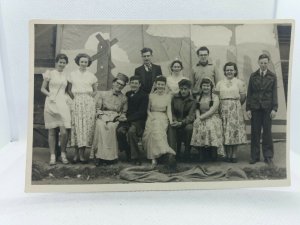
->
[270,110,276,119]
[246,110,252,119]
[171,121,182,127]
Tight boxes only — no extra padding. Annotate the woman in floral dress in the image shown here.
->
[190,77,223,162]
[215,62,247,163]
[41,54,71,165]
[67,53,98,164]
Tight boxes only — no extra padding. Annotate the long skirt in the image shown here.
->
[190,114,224,155]
[142,112,176,160]
[70,93,95,147]
[92,111,120,160]
[219,99,247,145]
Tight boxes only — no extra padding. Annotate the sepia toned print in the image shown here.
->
[26,20,293,192]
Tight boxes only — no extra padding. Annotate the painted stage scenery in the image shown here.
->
[28,21,292,190]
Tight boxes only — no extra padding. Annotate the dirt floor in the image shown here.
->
[31,141,287,185]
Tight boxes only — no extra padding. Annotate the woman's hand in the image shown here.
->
[48,94,56,102]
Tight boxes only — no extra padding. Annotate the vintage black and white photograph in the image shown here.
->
[26,20,293,192]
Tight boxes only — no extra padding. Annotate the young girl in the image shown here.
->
[190,77,224,162]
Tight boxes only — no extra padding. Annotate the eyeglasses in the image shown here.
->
[115,81,125,87]
[199,54,208,57]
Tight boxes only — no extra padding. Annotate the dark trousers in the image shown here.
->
[116,121,144,161]
[251,109,274,160]
[167,124,193,158]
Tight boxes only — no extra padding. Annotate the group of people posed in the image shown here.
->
[41,46,278,168]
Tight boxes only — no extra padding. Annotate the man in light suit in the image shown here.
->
[246,54,278,166]
[134,47,163,94]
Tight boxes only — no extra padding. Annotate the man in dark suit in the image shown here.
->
[246,54,278,166]
[134,47,163,94]
[116,76,149,165]
[168,79,196,162]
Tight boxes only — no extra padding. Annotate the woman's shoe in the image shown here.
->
[49,154,56,166]
[61,152,69,164]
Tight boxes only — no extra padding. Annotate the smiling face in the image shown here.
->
[79,57,89,69]
[171,62,182,73]
[198,50,209,64]
[56,58,67,71]
[155,81,166,92]
[201,82,212,94]
[258,58,269,71]
[129,79,141,92]
[112,79,126,92]
[141,51,153,65]
[224,65,236,80]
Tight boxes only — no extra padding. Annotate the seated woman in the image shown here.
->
[142,76,176,168]
[92,73,128,166]
[190,77,224,162]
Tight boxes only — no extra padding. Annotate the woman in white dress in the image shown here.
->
[166,60,188,95]
[67,53,98,164]
[142,76,176,168]
[41,54,71,165]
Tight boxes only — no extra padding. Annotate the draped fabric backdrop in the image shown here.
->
[34,24,288,142]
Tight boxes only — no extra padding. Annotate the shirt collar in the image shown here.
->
[259,69,267,76]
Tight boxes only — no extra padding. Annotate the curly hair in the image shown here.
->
[74,53,92,67]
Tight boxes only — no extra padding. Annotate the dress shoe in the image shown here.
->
[231,158,238,163]
[264,158,274,166]
[95,159,102,167]
[249,159,259,164]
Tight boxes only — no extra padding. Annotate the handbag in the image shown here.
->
[46,83,64,116]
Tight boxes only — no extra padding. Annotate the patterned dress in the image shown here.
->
[92,90,127,160]
[190,94,223,151]
[215,77,247,145]
[68,69,97,148]
[142,93,176,160]
[43,69,71,129]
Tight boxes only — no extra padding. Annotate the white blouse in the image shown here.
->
[166,75,188,95]
[215,77,246,99]
[68,69,97,93]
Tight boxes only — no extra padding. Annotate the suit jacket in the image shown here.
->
[246,69,278,111]
[171,93,196,127]
[125,89,149,123]
[134,64,162,94]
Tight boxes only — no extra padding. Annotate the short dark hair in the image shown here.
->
[170,60,183,71]
[74,53,92,67]
[178,79,192,88]
[154,75,166,84]
[196,46,210,56]
[141,47,153,55]
[223,62,238,77]
[55,53,68,64]
[129,75,141,83]
[258,54,270,61]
